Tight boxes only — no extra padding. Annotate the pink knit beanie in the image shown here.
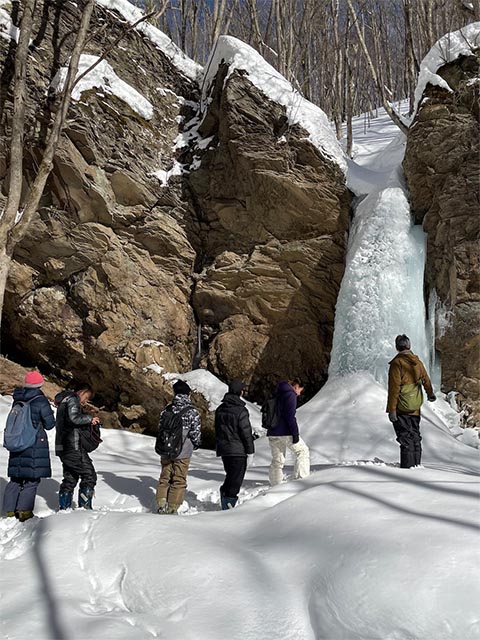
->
[24,371,45,388]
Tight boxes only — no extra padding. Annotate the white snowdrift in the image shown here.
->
[414,22,480,115]
[0,376,479,640]
[202,35,347,174]
[0,1,19,43]
[51,53,154,120]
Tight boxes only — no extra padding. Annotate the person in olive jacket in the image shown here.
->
[215,380,254,510]
[55,383,100,510]
[3,371,55,522]
[387,334,436,468]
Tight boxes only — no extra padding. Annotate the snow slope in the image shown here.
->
[0,375,479,640]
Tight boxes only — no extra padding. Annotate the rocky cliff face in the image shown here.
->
[0,1,350,431]
[1,1,199,431]
[186,66,350,397]
[403,51,480,426]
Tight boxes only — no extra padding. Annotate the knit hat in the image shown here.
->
[228,379,246,395]
[395,334,411,352]
[24,371,45,388]
[173,380,191,395]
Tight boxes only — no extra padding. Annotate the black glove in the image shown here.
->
[428,395,437,402]
[292,433,300,445]
[388,411,398,423]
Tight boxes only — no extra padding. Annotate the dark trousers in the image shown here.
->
[60,449,97,493]
[221,456,247,499]
[3,478,40,513]
[394,414,422,468]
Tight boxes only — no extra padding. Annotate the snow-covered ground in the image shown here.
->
[0,371,479,640]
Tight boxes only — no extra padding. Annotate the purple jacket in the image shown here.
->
[267,381,299,438]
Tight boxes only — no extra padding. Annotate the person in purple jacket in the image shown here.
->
[267,378,310,486]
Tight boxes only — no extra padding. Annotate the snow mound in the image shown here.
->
[0,1,19,43]
[414,22,480,115]
[95,0,201,81]
[202,35,347,174]
[52,54,154,120]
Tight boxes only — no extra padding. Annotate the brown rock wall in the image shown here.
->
[403,52,480,426]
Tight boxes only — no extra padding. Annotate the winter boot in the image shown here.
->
[220,495,238,510]
[5,511,17,518]
[59,491,73,510]
[157,498,167,514]
[78,486,94,509]
[166,503,180,514]
[17,510,34,522]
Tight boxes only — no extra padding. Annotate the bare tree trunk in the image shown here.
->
[345,0,409,134]
[0,0,96,329]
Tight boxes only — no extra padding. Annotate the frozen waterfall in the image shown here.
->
[329,132,432,388]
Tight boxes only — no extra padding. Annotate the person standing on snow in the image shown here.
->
[215,380,254,510]
[156,380,202,514]
[267,378,310,486]
[2,371,55,522]
[55,383,101,510]
[387,334,436,468]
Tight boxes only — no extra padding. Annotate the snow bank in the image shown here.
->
[0,383,479,640]
[95,0,201,81]
[51,53,154,120]
[202,35,347,174]
[414,22,480,114]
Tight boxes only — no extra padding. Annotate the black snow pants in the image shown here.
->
[60,448,97,493]
[221,456,247,499]
[393,414,422,468]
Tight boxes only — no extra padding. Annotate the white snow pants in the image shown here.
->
[268,436,310,486]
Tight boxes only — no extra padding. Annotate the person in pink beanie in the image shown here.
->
[2,371,55,521]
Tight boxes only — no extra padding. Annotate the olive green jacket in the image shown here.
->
[386,351,434,415]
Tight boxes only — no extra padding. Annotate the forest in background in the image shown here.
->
[139,0,479,152]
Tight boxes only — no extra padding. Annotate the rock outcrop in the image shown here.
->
[0,2,350,430]
[403,51,480,426]
[1,1,199,431]
[187,66,351,397]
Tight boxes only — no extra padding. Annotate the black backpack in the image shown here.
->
[261,397,279,431]
[79,422,103,453]
[155,405,190,458]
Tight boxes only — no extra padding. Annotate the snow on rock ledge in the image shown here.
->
[414,21,480,115]
[95,0,201,82]
[203,35,347,174]
[52,54,154,120]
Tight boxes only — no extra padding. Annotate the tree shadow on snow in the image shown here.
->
[32,518,68,640]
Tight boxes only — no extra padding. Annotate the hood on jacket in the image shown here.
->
[172,393,193,412]
[54,390,75,406]
[221,392,246,408]
[389,351,421,366]
[276,381,295,396]
[13,387,44,402]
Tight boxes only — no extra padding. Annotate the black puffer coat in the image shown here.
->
[215,393,254,457]
[55,391,93,456]
[7,387,55,479]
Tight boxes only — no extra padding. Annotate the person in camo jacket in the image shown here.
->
[387,334,436,468]
[156,380,202,515]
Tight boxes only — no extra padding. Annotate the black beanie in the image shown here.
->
[228,379,246,395]
[173,380,191,395]
[395,334,411,351]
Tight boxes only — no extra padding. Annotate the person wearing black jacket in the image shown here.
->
[215,380,254,510]
[55,383,100,510]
